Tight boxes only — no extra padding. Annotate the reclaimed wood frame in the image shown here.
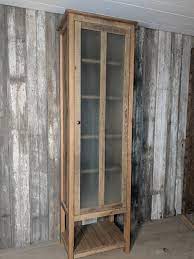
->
[59,10,136,259]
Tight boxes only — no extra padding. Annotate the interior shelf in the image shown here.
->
[81,95,122,101]
[81,135,98,139]
[106,134,122,139]
[81,166,121,174]
[106,96,122,101]
[82,58,121,66]
[74,221,124,258]
[81,134,122,139]
[82,58,100,64]
[82,95,100,100]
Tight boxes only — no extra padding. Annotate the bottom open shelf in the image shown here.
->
[74,221,124,258]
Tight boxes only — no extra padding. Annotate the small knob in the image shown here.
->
[77,121,81,125]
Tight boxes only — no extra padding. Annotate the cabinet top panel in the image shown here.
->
[58,9,137,32]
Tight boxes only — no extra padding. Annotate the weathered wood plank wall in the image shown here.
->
[133,27,191,224]
[0,3,192,249]
[0,5,61,248]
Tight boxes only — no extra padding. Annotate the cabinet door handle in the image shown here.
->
[77,121,81,125]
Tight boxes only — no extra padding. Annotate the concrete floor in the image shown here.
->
[0,216,193,259]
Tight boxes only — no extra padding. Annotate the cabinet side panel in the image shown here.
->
[60,27,69,237]
[74,21,81,215]
[68,14,75,259]
[124,26,135,253]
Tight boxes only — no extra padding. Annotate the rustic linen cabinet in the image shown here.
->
[59,10,136,259]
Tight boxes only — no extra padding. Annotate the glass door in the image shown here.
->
[75,22,129,213]
[80,29,101,209]
[105,33,125,205]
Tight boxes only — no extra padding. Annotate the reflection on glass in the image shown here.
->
[105,33,125,205]
[80,29,100,209]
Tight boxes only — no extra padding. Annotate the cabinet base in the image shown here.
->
[74,221,124,258]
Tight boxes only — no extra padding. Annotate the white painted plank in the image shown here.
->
[18,131,30,245]
[7,6,30,247]
[37,10,48,241]
[26,9,38,135]
[165,33,182,216]
[151,31,171,220]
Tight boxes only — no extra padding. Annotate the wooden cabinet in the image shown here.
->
[59,10,136,259]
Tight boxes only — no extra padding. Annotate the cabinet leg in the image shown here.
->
[109,215,114,222]
[67,251,74,259]
[123,213,131,253]
[67,219,74,259]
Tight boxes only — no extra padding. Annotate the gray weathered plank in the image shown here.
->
[26,9,40,243]
[7,6,30,247]
[37,10,48,241]
[132,26,144,226]
[175,35,191,214]
[18,131,30,245]
[151,31,171,220]
[0,5,8,127]
[46,12,60,241]
[0,5,11,249]
[0,132,11,248]
[165,33,182,216]
[0,4,61,248]
[142,28,158,220]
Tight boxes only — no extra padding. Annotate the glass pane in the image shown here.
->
[80,139,99,208]
[81,139,99,170]
[81,63,100,96]
[80,29,100,209]
[106,66,123,97]
[105,33,125,205]
[81,99,99,136]
[81,29,100,60]
[106,100,122,135]
[80,173,99,209]
[107,33,125,63]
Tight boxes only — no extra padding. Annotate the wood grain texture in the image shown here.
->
[26,9,39,243]
[0,4,61,248]
[46,12,60,241]
[142,29,158,221]
[0,5,11,249]
[175,35,191,214]
[183,49,194,215]
[74,221,124,258]
[0,3,192,249]
[132,27,144,229]
[37,10,48,242]
[124,27,135,253]
[165,33,182,216]
[74,20,81,215]
[67,13,75,259]
[152,31,171,220]
[133,27,191,222]
[8,6,30,247]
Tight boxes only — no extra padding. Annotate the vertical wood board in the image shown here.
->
[151,31,171,220]
[175,35,191,214]
[165,33,182,216]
